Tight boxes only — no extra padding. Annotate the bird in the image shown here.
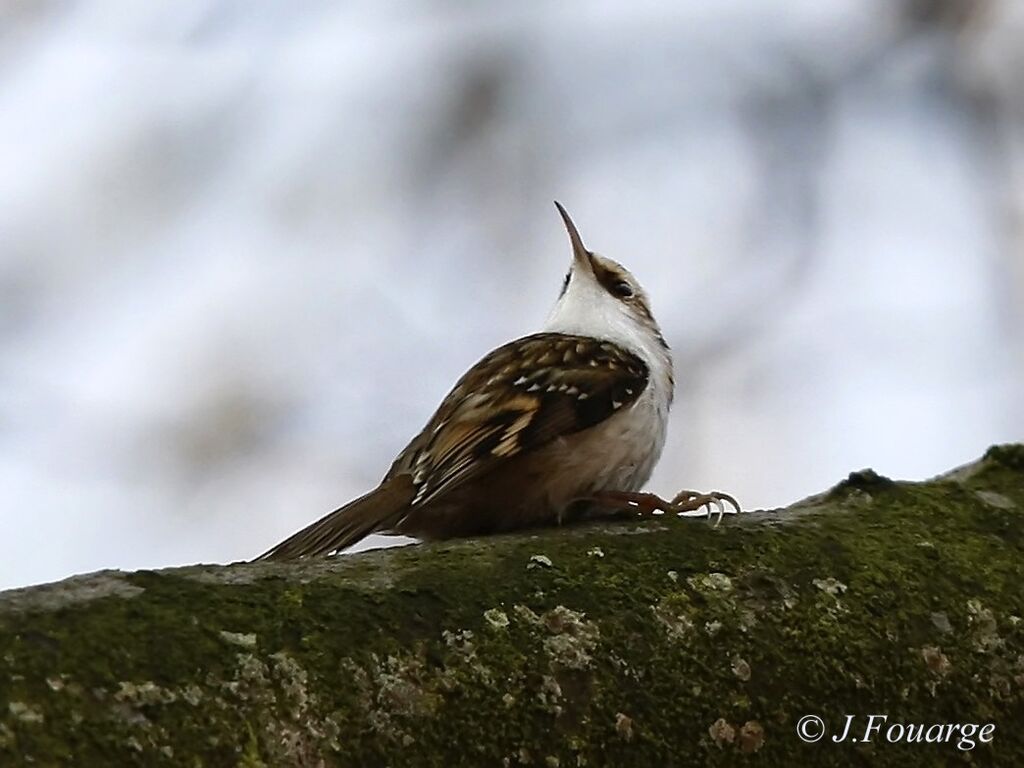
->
[257,203,738,561]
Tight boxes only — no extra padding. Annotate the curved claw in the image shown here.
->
[708,497,725,526]
[715,491,742,515]
[669,489,742,525]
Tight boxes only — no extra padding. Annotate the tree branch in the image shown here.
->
[2,445,1023,766]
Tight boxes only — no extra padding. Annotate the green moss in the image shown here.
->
[1,445,1023,766]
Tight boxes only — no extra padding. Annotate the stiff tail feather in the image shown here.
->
[255,475,414,561]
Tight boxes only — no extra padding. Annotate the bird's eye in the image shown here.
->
[611,280,633,299]
[559,271,571,297]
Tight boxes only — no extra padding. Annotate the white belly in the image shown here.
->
[538,384,670,514]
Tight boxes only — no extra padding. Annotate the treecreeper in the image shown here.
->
[257,203,739,560]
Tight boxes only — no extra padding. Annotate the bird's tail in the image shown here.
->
[255,476,414,561]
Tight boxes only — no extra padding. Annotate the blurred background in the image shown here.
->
[2,1,1023,591]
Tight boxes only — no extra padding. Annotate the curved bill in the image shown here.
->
[554,201,594,272]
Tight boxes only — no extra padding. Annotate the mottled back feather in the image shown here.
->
[391,332,649,506]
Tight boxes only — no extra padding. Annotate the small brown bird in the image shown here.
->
[257,203,737,560]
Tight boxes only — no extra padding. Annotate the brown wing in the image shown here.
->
[388,333,649,506]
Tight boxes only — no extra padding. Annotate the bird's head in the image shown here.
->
[545,202,669,365]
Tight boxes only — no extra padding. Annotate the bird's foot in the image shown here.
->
[669,489,742,526]
[587,488,741,527]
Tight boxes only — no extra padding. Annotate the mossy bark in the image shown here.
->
[2,446,1023,767]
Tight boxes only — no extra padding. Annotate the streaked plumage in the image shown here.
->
[257,203,675,560]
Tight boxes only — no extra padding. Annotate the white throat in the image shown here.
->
[543,267,674,403]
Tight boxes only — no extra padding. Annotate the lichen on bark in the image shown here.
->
[1,445,1023,767]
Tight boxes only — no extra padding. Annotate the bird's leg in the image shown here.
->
[586,490,676,518]
[583,488,742,527]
